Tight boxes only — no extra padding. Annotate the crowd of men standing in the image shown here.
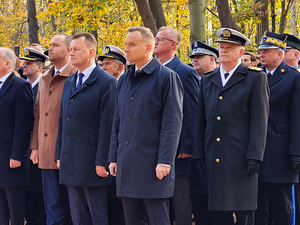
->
[0,25,300,225]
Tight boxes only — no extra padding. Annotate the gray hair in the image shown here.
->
[158,26,181,48]
[0,47,16,70]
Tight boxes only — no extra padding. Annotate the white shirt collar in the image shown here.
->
[0,73,13,88]
[163,56,174,66]
[54,62,71,75]
[265,67,276,75]
[31,74,42,88]
[77,63,96,85]
[220,60,241,86]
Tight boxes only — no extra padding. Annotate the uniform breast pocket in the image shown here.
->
[275,124,289,133]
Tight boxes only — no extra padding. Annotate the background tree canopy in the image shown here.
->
[0,0,299,63]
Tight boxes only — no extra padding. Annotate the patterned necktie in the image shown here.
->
[224,73,230,79]
[76,73,84,89]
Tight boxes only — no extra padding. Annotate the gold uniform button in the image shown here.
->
[216,138,220,142]
[217,116,221,120]
[219,96,223,100]
[216,158,220,163]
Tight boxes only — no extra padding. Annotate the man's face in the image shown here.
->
[48,35,69,63]
[0,51,10,77]
[284,48,299,66]
[102,57,120,78]
[193,55,214,75]
[124,31,149,64]
[23,60,41,77]
[153,30,175,56]
[69,36,91,70]
[241,54,252,66]
[219,42,243,64]
[259,48,281,68]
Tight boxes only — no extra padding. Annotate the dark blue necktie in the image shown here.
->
[224,73,230,79]
[267,72,272,79]
[76,73,84,89]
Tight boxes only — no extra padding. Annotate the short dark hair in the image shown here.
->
[72,32,97,50]
[55,33,72,47]
[127,26,155,47]
[244,52,256,62]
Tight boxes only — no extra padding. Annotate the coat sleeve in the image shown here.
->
[157,71,183,165]
[246,72,269,161]
[289,73,300,156]
[95,78,117,166]
[11,82,34,161]
[177,69,199,155]
[193,79,206,160]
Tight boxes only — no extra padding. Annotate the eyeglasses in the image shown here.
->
[155,37,174,42]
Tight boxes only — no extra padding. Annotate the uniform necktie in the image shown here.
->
[0,81,2,89]
[76,73,84,89]
[224,73,230,79]
[267,72,272,79]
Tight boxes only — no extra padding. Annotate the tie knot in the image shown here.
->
[267,72,272,79]
[78,72,84,78]
[224,73,230,79]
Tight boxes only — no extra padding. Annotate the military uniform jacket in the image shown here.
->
[165,55,199,175]
[193,63,269,210]
[259,61,300,183]
[109,57,183,198]
[55,65,117,186]
[0,73,33,187]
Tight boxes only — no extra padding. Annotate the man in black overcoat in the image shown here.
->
[254,31,300,225]
[193,28,270,225]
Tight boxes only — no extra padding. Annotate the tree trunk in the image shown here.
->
[134,0,158,35]
[27,0,39,44]
[149,0,167,29]
[279,0,293,33]
[188,0,206,42]
[216,0,240,31]
[291,0,297,36]
[271,0,275,32]
[255,0,268,46]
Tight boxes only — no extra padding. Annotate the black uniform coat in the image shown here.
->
[0,72,33,187]
[165,55,199,175]
[259,61,300,183]
[55,65,117,186]
[193,63,269,210]
[109,57,183,198]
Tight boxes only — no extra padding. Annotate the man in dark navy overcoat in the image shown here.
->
[109,26,183,225]
[193,28,269,225]
[55,32,117,225]
[0,47,34,225]
[255,32,300,225]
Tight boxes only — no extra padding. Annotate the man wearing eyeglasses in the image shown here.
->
[154,26,199,225]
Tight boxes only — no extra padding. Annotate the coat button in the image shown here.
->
[70,99,74,102]
[67,116,70,121]
[127,118,131,123]
[49,91,52,95]
[44,133,48,137]
[217,116,221,120]
[66,134,70,138]
[216,138,220,142]
[219,96,223,100]
[216,158,220,163]
[45,113,49,116]
[125,140,130,144]
[130,97,134,101]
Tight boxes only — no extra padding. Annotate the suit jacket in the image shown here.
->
[55,65,117,186]
[0,73,33,187]
[109,57,183,198]
[193,63,269,210]
[30,64,77,169]
[165,55,199,175]
[259,61,300,183]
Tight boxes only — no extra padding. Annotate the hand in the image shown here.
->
[194,159,206,174]
[156,164,170,180]
[56,160,60,169]
[247,160,260,175]
[109,162,117,176]
[291,156,300,173]
[178,153,192,159]
[10,159,21,168]
[96,166,109,177]
[30,149,39,164]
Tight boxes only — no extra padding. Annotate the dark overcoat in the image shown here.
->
[55,65,117,186]
[193,63,269,210]
[109,57,183,198]
[0,73,33,187]
[165,55,199,175]
[259,61,300,183]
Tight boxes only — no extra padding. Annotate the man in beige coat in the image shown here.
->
[30,33,77,225]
